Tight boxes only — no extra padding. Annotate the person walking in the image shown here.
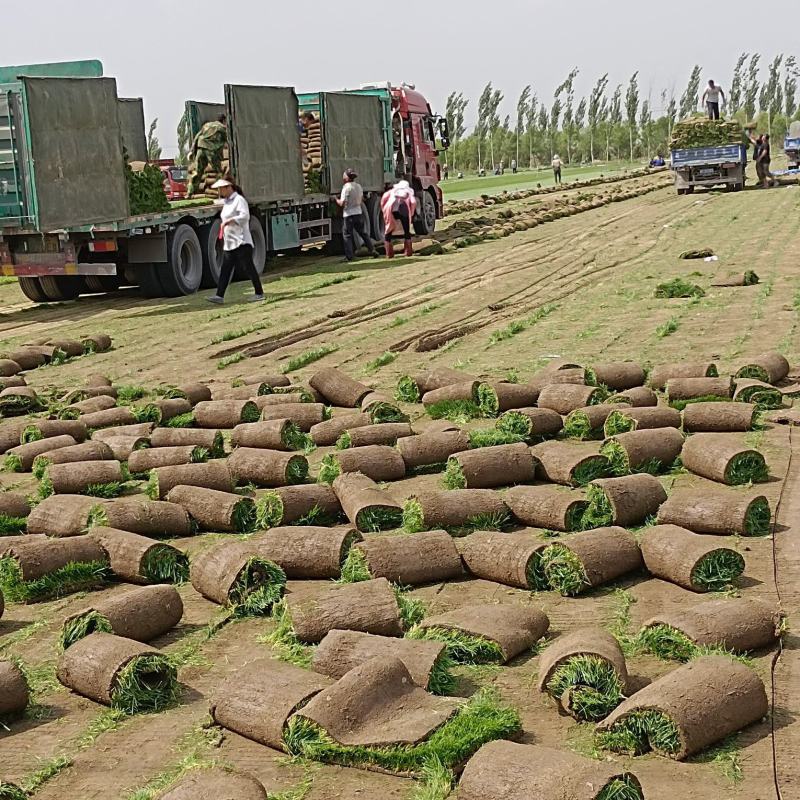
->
[335,169,377,262]
[206,177,264,305]
[701,80,725,120]
[381,180,417,258]
[757,134,775,188]
[552,154,562,184]
[511,158,517,174]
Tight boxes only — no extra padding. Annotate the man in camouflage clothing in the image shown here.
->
[187,113,227,196]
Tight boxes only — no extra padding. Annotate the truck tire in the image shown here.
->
[160,224,203,297]
[368,195,385,242]
[84,275,121,293]
[199,218,223,288]
[131,264,165,299]
[413,190,437,235]
[17,277,49,303]
[39,276,81,301]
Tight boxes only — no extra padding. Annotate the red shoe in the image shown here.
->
[404,239,414,257]
[384,241,394,258]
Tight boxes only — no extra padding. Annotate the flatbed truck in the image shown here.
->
[670,144,746,194]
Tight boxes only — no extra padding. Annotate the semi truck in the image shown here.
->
[670,143,746,194]
[0,60,447,303]
[785,121,800,170]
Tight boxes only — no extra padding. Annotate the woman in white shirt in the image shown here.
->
[207,177,264,304]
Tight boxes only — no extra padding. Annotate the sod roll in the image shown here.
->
[82,333,112,352]
[128,445,205,473]
[85,373,112,387]
[586,474,667,527]
[176,383,212,405]
[287,577,403,643]
[458,740,644,800]
[563,405,614,440]
[648,362,718,390]
[0,491,30,520]
[733,378,784,408]
[149,427,224,455]
[0,375,26,390]
[458,530,548,589]
[353,530,463,585]
[210,657,331,750]
[44,460,123,495]
[324,445,405,483]
[231,419,295,450]
[531,441,610,486]
[228,447,309,487]
[640,524,745,591]
[477,382,540,415]
[681,433,768,485]
[61,584,183,648]
[711,271,759,287]
[682,401,757,432]
[34,441,114,474]
[194,399,259,428]
[404,489,509,532]
[5,347,45,370]
[25,494,97,537]
[398,368,477,402]
[91,527,187,584]
[0,359,21,377]
[254,391,312,407]
[396,429,471,469]
[0,421,27,454]
[151,398,192,422]
[735,351,790,384]
[447,442,536,489]
[537,384,604,415]
[6,433,77,471]
[80,407,138,429]
[68,395,117,415]
[504,485,587,532]
[101,435,150,461]
[332,472,403,532]
[589,362,646,391]
[260,403,326,431]
[92,423,155,443]
[602,427,684,475]
[421,380,480,407]
[48,338,85,358]
[496,407,563,438]
[666,376,733,403]
[418,603,549,662]
[596,655,767,759]
[250,526,361,579]
[159,768,267,800]
[642,597,782,654]
[341,422,414,448]
[310,412,370,446]
[0,658,29,717]
[96,498,193,538]
[256,484,342,528]
[609,386,658,406]
[166,485,254,533]
[309,367,370,408]
[530,367,586,387]
[56,632,175,711]
[148,461,233,499]
[603,406,681,436]
[656,488,770,536]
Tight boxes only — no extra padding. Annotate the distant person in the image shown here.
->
[511,158,517,174]
[552,154,562,184]
[381,180,417,258]
[335,169,377,262]
[206,177,264,305]
[749,131,763,182]
[478,167,486,177]
[757,134,775,188]
[443,163,449,180]
[457,171,464,179]
[649,155,665,167]
[701,80,725,120]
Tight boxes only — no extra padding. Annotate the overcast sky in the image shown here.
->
[5,0,799,156]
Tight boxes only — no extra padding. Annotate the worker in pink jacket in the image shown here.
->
[380,180,417,258]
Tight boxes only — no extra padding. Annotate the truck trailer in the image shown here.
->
[0,61,447,302]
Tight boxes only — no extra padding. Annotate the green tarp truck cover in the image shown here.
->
[117,98,148,162]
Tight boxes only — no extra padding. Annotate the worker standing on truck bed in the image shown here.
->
[206,178,264,305]
[335,169,377,262]
[381,180,417,259]
[701,80,725,120]
[187,114,228,197]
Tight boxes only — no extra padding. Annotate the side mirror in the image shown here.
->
[437,117,451,150]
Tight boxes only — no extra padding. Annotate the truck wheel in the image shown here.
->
[160,224,203,297]
[368,196,385,242]
[131,264,165,299]
[84,275,120,293]
[413,191,437,235]
[199,218,223,288]
[250,217,267,275]
[39,276,81,301]
[17,277,49,303]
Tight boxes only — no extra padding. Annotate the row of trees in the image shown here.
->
[444,54,800,172]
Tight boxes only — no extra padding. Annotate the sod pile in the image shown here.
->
[41,459,124,498]
[537,628,629,721]
[166,485,255,533]
[189,540,286,615]
[0,658,29,720]
[648,362,718,390]
[413,603,549,663]
[314,630,451,692]
[476,382,539,416]
[57,632,177,713]
[260,402,327,431]
[733,378,784,409]
[596,655,767,759]
[403,489,510,534]
[504,485,587,532]
[735,351,790,384]
[250,525,361,579]
[681,433,768,485]
[33,441,115,479]
[563,405,615,440]
[332,472,403,532]
[319,445,405,484]
[608,386,658,407]
[444,442,536,489]
[337,422,414,449]
[603,406,680,437]
[640,597,782,659]
[149,427,225,456]
[4,433,77,472]
[310,367,371,408]
[582,474,667,529]
[159,768,267,800]
[91,527,188,584]
[396,429,471,470]
[342,530,463,586]
[670,118,742,149]
[495,406,563,439]
[640,524,745,591]
[458,741,644,800]
[396,367,477,404]
[255,484,342,528]
[193,399,260,428]
[601,427,684,476]
[0,535,109,602]
[311,412,372,446]
[210,657,332,750]
[656,488,770,536]
[147,461,233,500]
[228,447,309,487]
[0,492,30,535]
[531,441,611,486]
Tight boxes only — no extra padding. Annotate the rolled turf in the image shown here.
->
[443,442,536,489]
[602,406,681,437]
[563,405,615,440]
[537,384,605,415]
[90,527,189,584]
[332,473,403,532]
[608,386,658,407]
[0,492,30,535]
[0,658,29,720]
[396,429,471,470]
[40,459,125,498]
[396,368,477,403]
[228,447,309,487]
[681,401,758,432]
[495,407,563,439]
[734,351,790,384]
[318,445,405,484]
[146,461,234,500]
[531,441,611,486]
[647,362,718,390]
[733,379,784,409]
[32,441,115,480]
[681,433,769,485]
[586,362,646,391]
[403,489,510,534]
[476,382,539,416]
[600,428,684,476]
[309,367,371,408]
[149,427,225,456]
[255,483,342,528]
[656,488,771,536]
[581,474,667,529]
[165,485,256,532]
[504,485,588,532]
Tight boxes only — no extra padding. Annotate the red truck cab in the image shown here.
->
[153,159,188,201]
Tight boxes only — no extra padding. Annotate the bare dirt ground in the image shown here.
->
[1,170,799,799]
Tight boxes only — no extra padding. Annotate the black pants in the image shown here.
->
[216,243,262,297]
[385,204,411,241]
[343,214,374,260]
[553,167,562,183]
[707,101,720,120]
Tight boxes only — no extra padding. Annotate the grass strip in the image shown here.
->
[637,624,698,662]
[426,653,457,696]
[442,458,466,489]
[164,412,196,428]
[59,610,114,650]
[581,484,614,529]
[407,626,504,664]
[364,352,397,375]
[690,550,745,591]
[395,587,427,629]
[140,545,189,584]
[396,376,421,404]
[286,456,310,485]
[283,422,313,452]
[110,653,177,714]
[654,278,705,298]
[410,757,455,800]
[604,410,636,437]
[0,781,27,799]
[338,547,372,583]
[545,654,624,721]
[317,454,341,485]
[0,514,28,535]
[725,452,769,485]
[595,709,681,756]
[3,453,23,473]
[283,688,521,774]
[228,557,286,617]
[668,394,730,411]
[573,456,613,485]
[495,410,533,437]
[468,428,525,448]
[262,599,313,667]
[368,403,408,424]
[355,505,403,533]
[735,385,783,409]
[282,345,338,375]
[563,410,600,441]
[426,400,482,424]
[539,544,590,596]
[745,497,771,535]
[0,557,109,603]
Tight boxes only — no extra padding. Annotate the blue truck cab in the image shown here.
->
[670,144,746,194]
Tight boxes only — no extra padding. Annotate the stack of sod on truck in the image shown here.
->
[669,117,743,150]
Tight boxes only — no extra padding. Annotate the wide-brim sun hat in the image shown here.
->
[211,178,232,189]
